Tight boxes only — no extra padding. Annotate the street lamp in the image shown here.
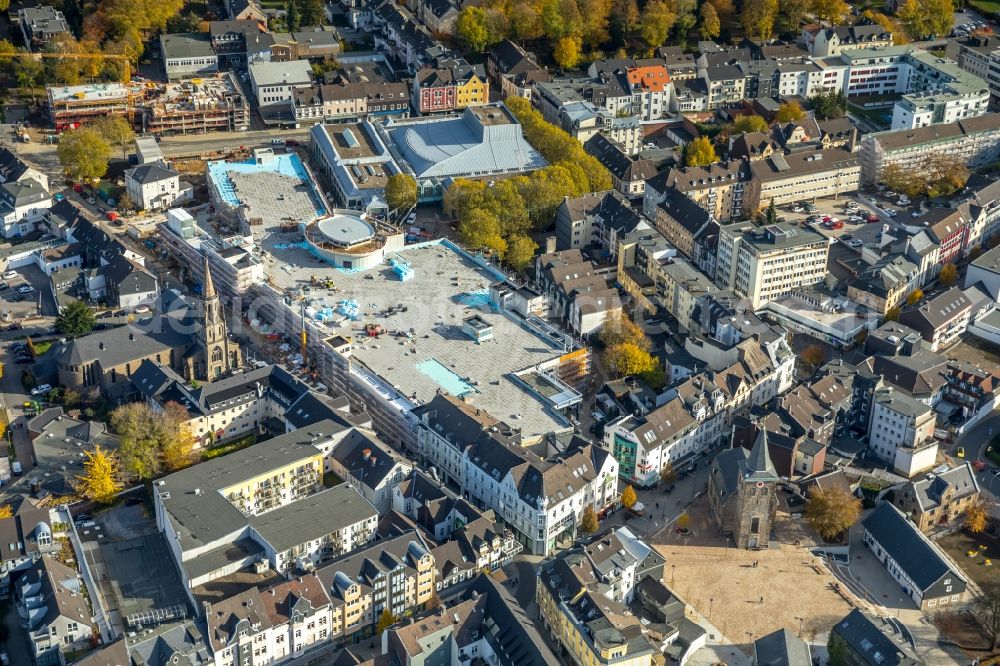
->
[795,616,804,637]
[709,597,714,619]
[671,564,675,586]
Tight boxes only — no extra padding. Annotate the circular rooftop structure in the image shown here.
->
[303,209,404,271]
[315,213,376,249]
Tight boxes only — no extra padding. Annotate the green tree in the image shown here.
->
[906,289,924,305]
[741,0,778,40]
[459,208,507,256]
[895,0,952,40]
[828,633,848,666]
[765,199,777,224]
[161,401,197,472]
[505,234,537,271]
[660,462,678,484]
[580,505,599,533]
[805,486,861,541]
[457,6,491,51]
[75,445,122,504]
[684,136,719,167]
[697,2,720,40]
[775,101,806,123]
[709,0,735,20]
[778,0,810,33]
[801,344,827,369]
[0,39,15,67]
[58,128,111,183]
[677,513,691,531]
[605,342,656,377]
[287,0,300,31]
[976,585,1000,649]
[15,54,44,100]
[621,484,637,509]
[884,306,901,322]
[55,300,97,338]
[811,0,848,22]
[808,90,847,119]
[376,609,396,634]
[938,262,958,287]
[640,0,676,50]
[734,114,769,133]
[93,116,136,160]
[599,311,649,349]
[384,174,417,216]
[110,403,162,480]
[553,35,582,69]
[298,0,325,25]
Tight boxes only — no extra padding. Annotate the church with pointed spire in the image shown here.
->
[707,425,780,549]
[182,256,241,381]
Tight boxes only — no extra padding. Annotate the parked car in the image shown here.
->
[134,304,151,314]
[841,234,854,241]
[31,384,52,396]
[11,462,21,476]
[17,285,34,294]
[885,210,897,217]
[849,239,863,248]
[87,197,96,205]
[2,271,17,280]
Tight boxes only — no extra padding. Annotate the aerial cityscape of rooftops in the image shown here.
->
[6,0,1000,664]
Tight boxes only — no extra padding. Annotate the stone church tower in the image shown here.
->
[734,428,779,549]
[188,255,240,381]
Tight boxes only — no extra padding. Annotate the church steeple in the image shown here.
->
[744,427,778,482]
[202,255,216,301]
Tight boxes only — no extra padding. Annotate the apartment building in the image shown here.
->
[894,462,980,532]
[868,386,938,478]
[656,259,716,333]
[412,59,489,114]
[124,163,192,212]
[294,82,410,122]
[537,529,661,666]
[645,160,750,223]
[205,574,333,666]
[249,60,313,107]
[554,190,649,257]
[0,178,52,238]
[714,222,830,309]
[583,133,657,198]
[326,428,412,512]
[18,6,69,50]
[898,286,973,352]
[859,113,1000,186]
[604,396,699,486]
[153,424,379,600]
[317,531,435,643]
[847,254,919,315]
[457,430,619,556]
[486,40,550,100]
[15,556,93,666]
[808,24,892,56]
[946,35,1000,104]
[744,148,860,212]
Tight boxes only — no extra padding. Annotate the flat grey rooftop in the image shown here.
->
[263,240,571,439]
[248,483,378,553]
[228,170,324,230]
[316,214,374,246]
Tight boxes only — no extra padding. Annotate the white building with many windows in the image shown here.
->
[867,386,938,478]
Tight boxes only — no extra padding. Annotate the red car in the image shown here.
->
[866,214,880,223]
[73,183,83,193]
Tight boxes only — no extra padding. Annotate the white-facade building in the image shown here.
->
[124,163,193,212]
[250,60,313,106]
[867,387,938,478]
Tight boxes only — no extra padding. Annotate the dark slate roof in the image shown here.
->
[559,190,646,235]
[861,502,964,592]
[0,178,49,207]
[329,428,407,489]
[0,147,33,184]
[125,163,178,185]
[904,462,979,513]
[104,255,158,296]
[832,609,923,666]
[754,628,811,666]
[899,286,971,331]
[583,133,657,183]
[465,574,560,666]
[656,187,713,235]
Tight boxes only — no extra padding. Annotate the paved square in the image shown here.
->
[654,500,855,647]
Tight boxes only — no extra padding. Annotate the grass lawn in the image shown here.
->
[33,340,52,356]
[203,434,257,460]
[938,529,1000,590]
[970,0,1000,13]
[323,471,343,488]
[848,104,891,130]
